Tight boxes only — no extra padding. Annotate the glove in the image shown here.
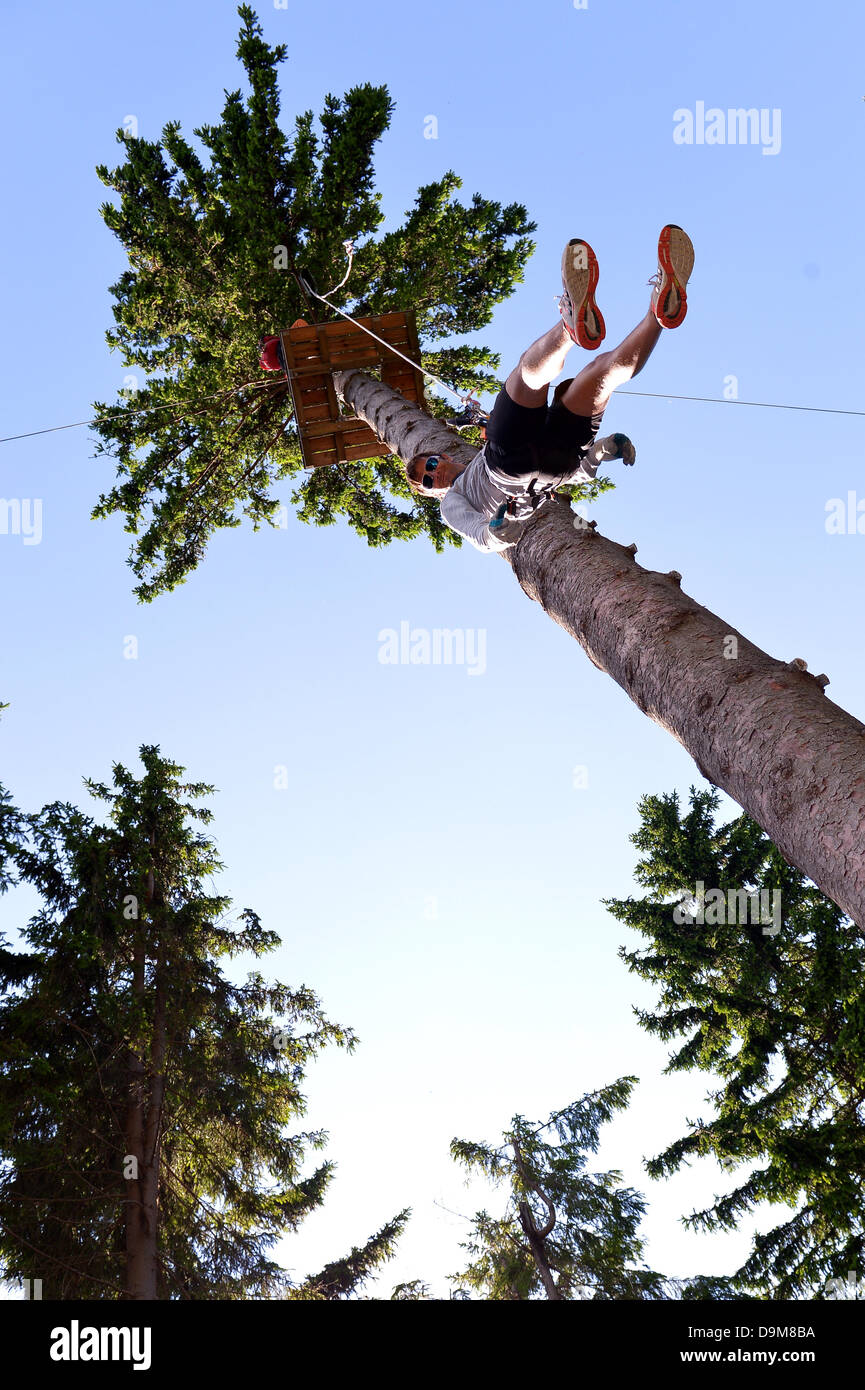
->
[488,502,525,548]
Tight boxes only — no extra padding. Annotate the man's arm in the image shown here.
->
[440,487,513,553]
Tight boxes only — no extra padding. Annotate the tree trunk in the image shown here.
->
[124,929,154,1299]
[124,856,161,1300]
[518,1202,562,1300]
[332,368,865,926]
[141,951,167,1298]
[512,1138,562,1300]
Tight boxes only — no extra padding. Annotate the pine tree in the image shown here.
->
[287,1212,409,1300]
[448,1079,733,1300]
[92,4,535,601]
[0,745,407,1299]
[604,788,865,1299]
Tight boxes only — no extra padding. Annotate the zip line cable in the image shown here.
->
[5,373,863,449]
[2,237,864,444]
[301,240,477,409]
[0,377,280,445]
[5,381,864,448]
[303,242,865,422]
[615,389,865,418]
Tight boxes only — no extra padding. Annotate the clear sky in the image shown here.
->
[1,0,863,1297]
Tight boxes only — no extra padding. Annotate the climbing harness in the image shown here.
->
[445,396,488,432]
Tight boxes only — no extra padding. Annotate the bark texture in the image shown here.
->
[124,929,152,1299]
[124,854,164,1300]
[513,1137,561,1300]
[333,369,865,926]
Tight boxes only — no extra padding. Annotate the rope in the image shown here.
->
[311,245,865,424]
[614,388,865,419]
[0,378,282,445]
[6,376,863,449]
[306,240,474,409]
[4,236,864,447]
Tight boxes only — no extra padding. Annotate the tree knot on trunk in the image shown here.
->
[787,657,830,691]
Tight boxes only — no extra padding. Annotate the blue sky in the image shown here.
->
[1,0,864,1296]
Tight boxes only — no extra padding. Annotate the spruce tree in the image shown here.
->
[287,1213,409,1300]
[0,745,407,1299]
[92,4,535,601]
[448,1079,733,1300]
[605,788,865,1299]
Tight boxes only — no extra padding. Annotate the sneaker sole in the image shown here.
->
[561,238,606,349]
[655,225,694,329]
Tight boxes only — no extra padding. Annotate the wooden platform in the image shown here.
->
[280,311,426,469]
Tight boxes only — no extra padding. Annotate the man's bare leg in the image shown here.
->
[559,309,661,418]
[505,321,573,407]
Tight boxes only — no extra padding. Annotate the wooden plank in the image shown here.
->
[305,448,337,469]
[327,338,382,360]
[286,380,307,440]
[327,336,381,356]
[342,440,391,462]
[297,384,336,402]
[300,418,379,440]
[318,325,372,347]
[283,313,416,350]
[283,322,410,359]
[285,337,320,356]
[379,330,414,348]
[304,436,391,467]
[279,311,426,469]
[280,318,422,370]
[294,371,331,392]
[294,381,331,405]
[305,446,389,469]
[293,392,334,429]
[316,326,343,430]
[286,358,386,378]
[318,311,406,336]
[402,309,426,406]
[280,333,316,361]
[295,387,330,408]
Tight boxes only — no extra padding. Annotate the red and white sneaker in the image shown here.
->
[559,238,606,349]
[649,225,694,329]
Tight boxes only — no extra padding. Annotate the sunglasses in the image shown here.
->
[421,456,441,490]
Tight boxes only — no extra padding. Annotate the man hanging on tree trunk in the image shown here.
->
[405,225,695,552]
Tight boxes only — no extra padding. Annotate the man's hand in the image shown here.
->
[488,502,525,548]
